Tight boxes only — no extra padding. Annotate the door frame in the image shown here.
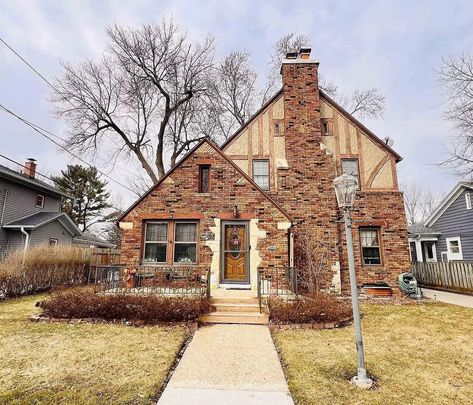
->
[220,220,250,284]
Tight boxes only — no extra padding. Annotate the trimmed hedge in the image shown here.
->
[39,287,211,323]
[268,293,352,325]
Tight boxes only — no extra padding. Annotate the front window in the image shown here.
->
[174,222,197,263]
[36,194,45,208]
[341,159,360,190]
[360,227,382,265]
[253,160,269,190]
[143,222,168,263]
[446,237,463,261]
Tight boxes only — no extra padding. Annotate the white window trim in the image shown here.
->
[466,193,472,210]
[446,236,463,261]
[173,221,198,264]
[252,159,270,191]
[423,241,437,263]
[36,194,45,208]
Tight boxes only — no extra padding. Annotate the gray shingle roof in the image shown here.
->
[4,212,63,227]
[408,223,440,236]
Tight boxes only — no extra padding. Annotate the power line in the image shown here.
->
[0,36,139,175]
[0,153,56,183]
[0,102,136,193]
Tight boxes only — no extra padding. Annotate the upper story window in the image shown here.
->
[143,221,198,264]
[360,227,382,265]
[199,165,210,193]
[253,160,270,190]
[274,122,283,136]
[322,119,332,135]
[341,159,360,190]
[466,193,472,210]
[36,194,45,208]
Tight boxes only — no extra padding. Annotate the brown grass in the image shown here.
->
[0,294,189,404]
[272,302,473,404]
[0,245,87,298]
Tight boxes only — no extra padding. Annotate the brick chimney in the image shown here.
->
[24,158,37,178]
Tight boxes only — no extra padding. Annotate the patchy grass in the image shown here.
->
[273,302,473,405]
[0,294,190,404]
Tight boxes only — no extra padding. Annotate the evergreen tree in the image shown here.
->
[52,165,111,231]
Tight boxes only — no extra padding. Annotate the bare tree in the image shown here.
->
[438,53,473,176]
[53,19,215,183]
[402,182,444,224]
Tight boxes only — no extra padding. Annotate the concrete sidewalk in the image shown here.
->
[158,324,293,404]
[421,288,473,308]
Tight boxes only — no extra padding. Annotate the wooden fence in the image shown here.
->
[86,248,121,266]
[411,261,473,294]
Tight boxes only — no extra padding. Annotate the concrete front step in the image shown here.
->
[211,302,261,313]
[199,311,269,325]
[210,297,258,305]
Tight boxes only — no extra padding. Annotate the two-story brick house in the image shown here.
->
[119,49,410,295]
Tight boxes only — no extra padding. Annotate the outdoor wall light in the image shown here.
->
[233,204,239,218]
[333,173,373,389]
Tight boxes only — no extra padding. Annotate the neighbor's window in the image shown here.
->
[199,165,210,193]
[143,222,168,263]
[253,160,270,190]
[446,237,463,261]
[143,221,198,264]
[466,193,472,210]
[174,222,197,263]
[341,159,360,190]
[360,227,382,265]
[36,194,45,208]
[49,238,58,247]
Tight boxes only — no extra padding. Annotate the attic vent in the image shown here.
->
[466,192,472,210]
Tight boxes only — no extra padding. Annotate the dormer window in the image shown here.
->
[36,194,45,208]
[199,165,210,193]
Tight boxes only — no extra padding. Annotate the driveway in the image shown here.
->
[421,288,473,308]
[158,324,293,405]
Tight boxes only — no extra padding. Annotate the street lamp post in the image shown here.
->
[333,173,373,389]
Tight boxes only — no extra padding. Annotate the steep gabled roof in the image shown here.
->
[118,138,293,222]
[424,182,473,226]
[221,88,283,151]
[319,90,402,163]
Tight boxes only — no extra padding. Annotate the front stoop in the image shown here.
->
[199,296,268,325]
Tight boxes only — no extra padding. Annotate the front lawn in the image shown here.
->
[273,302,473,405]
[0,294,189,404]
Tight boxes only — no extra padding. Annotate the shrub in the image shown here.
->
[39,287,211,323]
[268,293,352,325]
[0,245,87,299]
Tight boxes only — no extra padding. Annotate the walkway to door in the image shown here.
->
[158,324,293,405]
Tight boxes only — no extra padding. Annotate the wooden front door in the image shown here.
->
[222,222,249,283]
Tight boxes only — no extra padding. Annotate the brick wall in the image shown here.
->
[120,142,289,273]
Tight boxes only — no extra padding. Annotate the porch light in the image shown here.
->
[233,204,239,218]
[333,173,357,210]
[333,174,373,389]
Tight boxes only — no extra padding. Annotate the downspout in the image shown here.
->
[20,226,30,264]
[0,189,8,225]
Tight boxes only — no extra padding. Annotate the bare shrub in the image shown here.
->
[40,286,211,323]
[293,229,330,294]
[0,245,87,299]
[268,293,352,325]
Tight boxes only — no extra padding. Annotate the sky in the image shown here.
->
[1,0,472,208]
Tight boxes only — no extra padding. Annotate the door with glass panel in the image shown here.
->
[221,221,249,283]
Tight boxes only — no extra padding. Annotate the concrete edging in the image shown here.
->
[268,317,352,330]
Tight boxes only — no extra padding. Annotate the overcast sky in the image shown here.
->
[1,0,472,208]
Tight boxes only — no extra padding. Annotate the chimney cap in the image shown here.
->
[285,51,298,59]
[27,158,37,162]
[299,47,312,57]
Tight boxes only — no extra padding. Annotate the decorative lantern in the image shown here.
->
[333,173,358,210]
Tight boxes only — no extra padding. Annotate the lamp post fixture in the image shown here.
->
[333,173,373,389]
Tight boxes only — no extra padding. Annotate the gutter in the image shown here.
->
[20,226,30,264]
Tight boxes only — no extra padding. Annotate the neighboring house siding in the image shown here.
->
[432,188,473,261]
[0,188,8,257]
[6,230,26,253]
[0,178,61,225]
[28,220,74,248]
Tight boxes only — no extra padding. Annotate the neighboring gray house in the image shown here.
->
[0,159,83,258]
[409,182,473,262]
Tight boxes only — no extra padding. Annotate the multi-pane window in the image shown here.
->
[360,228,382,265]
[446,237,463,261]
[143,222,168,263]
[341,159,360,190]
[199,165,210,193]
[36,194,45,208]
[174,223,197,263]
[143,221,198,264]
[253,160,270,190]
